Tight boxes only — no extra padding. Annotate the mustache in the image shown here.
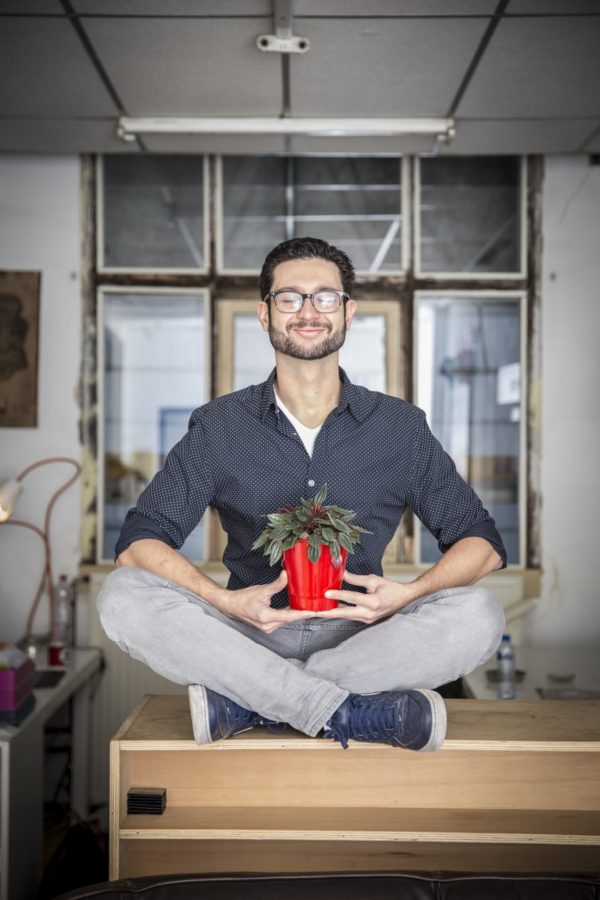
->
[288,321,332,331]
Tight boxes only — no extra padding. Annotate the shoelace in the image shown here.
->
[325,694,404,749]
[347,696,402,743]
[227,701,284,735]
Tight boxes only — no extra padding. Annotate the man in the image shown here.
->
[98,236,505,753]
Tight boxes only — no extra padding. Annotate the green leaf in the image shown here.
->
[338,532,354,553]
[321,527,336,543]
[308,543,321,564]
[267,512,288,524]
[282,536,298,550]
[330,540,342,566]
[268,540,283,566]
[313,483,328,506]
[329,517,352,534]
[251,531,270,550]
[308,532,322,549]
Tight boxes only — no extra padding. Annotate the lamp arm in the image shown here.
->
[42,462,82,617]
[0,519,50,636]
[5,457,82,635]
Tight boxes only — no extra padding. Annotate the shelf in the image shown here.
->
[110,694,600,879]
[120,806,600,845]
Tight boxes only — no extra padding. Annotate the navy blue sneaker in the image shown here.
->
[188,685,279,744]
[323,689,447,751]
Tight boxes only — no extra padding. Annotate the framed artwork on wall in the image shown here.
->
[0,270,41,427]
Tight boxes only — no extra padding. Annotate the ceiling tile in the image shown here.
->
[295,1,497,14]
[290,17,489,117]
[507,0,600,13]
[0,18,118,117]
[0,1,64,11]
[458,17,600,117]
[0,118,138,153]
[581,125,600,152]
[83,17,281,116]
[441,118,599,154]
[72,0,271,14]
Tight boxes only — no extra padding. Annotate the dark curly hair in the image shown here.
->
[259,236,355,300]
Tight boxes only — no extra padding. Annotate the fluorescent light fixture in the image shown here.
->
[118,116,455,142]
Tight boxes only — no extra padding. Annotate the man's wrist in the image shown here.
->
[399,576,427,607]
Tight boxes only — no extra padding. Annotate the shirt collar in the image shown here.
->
[256,366,374,423]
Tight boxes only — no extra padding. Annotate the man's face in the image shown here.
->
[257,258,357,361]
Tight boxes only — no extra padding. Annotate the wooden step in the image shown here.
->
[110,694,600,878]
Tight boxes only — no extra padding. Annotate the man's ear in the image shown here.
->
[257,300,270,332]
[345,298,358,329]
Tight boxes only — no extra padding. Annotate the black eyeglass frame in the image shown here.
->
[263,289,350,313]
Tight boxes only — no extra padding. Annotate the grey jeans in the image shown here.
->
[97,567,505,736]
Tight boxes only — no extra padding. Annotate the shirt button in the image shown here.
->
[307,479,315,487]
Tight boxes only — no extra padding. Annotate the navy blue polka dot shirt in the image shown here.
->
[116,368,506,607]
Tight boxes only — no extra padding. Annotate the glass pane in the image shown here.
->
[340,314,387,392]
[417,295,521,564]
[102,156,205,269]
[222,156,403,272]
[103,291,207,561]
[419,157,521,274]
[233,314,273,390]
[232,311,387,393]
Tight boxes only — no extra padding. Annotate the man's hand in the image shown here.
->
[221,570,315,634]
[315,571,417,624]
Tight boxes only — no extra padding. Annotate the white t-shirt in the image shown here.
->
[274,389,323,458]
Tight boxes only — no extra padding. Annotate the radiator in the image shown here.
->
[87,573,186,807]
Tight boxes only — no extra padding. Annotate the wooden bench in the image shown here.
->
[110,694,600,879]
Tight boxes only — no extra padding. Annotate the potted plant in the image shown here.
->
[252,484,371,611]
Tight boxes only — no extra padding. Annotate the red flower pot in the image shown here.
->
[283,540,348,612]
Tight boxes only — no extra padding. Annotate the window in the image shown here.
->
[98,288,210,562]
[218,156,408,273]
[415,292,525,565]
[99,156,209,272]
[416,156,525,277]
[87,154,536,569]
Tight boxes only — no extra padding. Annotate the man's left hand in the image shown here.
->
[315,571,417,624]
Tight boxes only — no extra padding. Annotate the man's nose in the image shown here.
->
[296,296,319,319]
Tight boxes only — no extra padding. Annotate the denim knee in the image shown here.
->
[96,566,150,641]
[468,586,506,658]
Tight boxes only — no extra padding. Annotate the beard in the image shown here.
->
[268,317,348,360]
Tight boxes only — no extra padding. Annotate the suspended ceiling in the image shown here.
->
[0,0,599,156]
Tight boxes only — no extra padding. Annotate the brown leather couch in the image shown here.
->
[56,872,600,899]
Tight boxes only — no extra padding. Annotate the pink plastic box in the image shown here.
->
[0,658,35,711]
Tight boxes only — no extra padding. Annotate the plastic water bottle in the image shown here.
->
[52,574,75,647]
[496,634,516,699]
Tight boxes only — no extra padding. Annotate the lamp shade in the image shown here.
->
[0,478,22,522]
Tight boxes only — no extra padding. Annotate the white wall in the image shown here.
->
[523,156,600,646]
[0,155,81,644]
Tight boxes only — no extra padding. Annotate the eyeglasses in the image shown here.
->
[265,289,349,314]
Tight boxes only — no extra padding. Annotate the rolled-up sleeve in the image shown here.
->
[114,412,215,559]
[408,409,507,568]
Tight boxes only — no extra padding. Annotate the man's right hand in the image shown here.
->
[220,570,314,634]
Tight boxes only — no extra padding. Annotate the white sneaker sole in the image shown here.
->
[188,685,213,745]
[417,689,448,752]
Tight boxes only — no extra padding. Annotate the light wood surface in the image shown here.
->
[119,807,600,843]
[118,694,600,750]
[110,693,600,879]
[119,839,600,877]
